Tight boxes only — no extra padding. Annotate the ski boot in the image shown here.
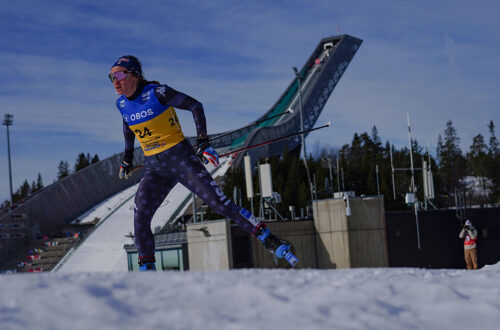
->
[138,256,157,271]
[254,224,299,267]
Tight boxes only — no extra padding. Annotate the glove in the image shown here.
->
[119,150,134,179]
[119,161,132,179]
[196,138,220,167]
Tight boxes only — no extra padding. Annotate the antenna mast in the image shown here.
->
[407,113,416,193]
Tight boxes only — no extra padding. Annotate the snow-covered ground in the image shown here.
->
[1,264,499,330]
[3,155,499,329]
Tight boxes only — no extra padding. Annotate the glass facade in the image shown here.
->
[127,246,185,271]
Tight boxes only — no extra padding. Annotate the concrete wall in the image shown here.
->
[251,220,317,269]
[183,196,388,271]
[313,196,389,269]
[186,220,233,271]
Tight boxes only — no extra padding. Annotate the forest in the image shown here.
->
[1,153,99,210]
[209,120,500,218]
[2,119,499,216]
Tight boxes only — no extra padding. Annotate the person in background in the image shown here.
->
[459,219,478,270]
[109,55,295,271]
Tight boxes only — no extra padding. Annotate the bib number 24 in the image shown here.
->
[135,127,152,139]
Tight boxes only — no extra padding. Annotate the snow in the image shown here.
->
[1,264,500,329]
[4,156,499,329]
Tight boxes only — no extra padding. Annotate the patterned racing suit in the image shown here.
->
[116,81,262,259]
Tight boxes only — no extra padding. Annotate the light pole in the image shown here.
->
[293,67,314,211]
[3,114,14,209]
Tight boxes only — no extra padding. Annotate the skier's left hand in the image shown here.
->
[196,138,220,167]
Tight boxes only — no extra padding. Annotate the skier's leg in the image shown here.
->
[134,167,176,268]
[167,140,258,233]
[167,140,293,259]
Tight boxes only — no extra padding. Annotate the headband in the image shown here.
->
[111,56,142,77]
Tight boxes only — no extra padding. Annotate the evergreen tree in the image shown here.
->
[486,120,500,202]
[57,160,70,179]
[36,173,43,190]
[19,180,30,198]
[371,126,382,151]
[467,134,488,172]
[74,152,91,172]
[436,134,443,163]
[437,120,465,201]
[488,120,499,156]
[91,154,100,164]
[13,180,31,203]
[466,134,490,203]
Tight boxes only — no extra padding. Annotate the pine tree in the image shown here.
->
[437,121,465,201]
[488,120,499,156]
[57,161,70,179]
[74,152,91,172]
[466,134,490,203]
[371,126,382,151]
[13,180,31,202]
[19,180,30,198]
[436,134,443,164]
[486,120,500,202]
[36,173,43,190]
[91,154,100,164]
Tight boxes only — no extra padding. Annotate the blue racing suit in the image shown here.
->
[116,81,262,260]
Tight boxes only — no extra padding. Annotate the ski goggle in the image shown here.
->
[108,71,131,83]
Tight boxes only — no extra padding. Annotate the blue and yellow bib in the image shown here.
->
[116,84,185,156]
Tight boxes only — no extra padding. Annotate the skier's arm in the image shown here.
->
[459,228,466,238]
[155,85,207,139]
[469,228,477,240]
[122,119,135,163]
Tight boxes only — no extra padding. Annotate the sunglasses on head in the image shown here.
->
[108,71,131,83]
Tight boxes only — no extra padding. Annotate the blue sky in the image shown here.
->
[0,0,499,202]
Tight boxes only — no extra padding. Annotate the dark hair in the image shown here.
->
[124,55,161,85]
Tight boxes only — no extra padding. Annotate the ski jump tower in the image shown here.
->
[206,34,363,165]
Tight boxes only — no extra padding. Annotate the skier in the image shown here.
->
[109,55,296,271]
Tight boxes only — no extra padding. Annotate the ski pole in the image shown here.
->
[219,121,331,157]
[207,109,293,144]
[129,109,292,172]
[128,121,331,172]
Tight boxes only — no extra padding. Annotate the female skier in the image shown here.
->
[109,55,294,270]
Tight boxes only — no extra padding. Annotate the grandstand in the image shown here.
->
[0,34,362,272]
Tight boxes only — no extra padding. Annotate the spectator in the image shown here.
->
[459,220,478,270]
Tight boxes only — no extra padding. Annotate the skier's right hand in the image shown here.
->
[119,150,134,179]
[119,160,132,179]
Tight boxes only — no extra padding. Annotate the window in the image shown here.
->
[161,249,181,270]
[127,247,184,271]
